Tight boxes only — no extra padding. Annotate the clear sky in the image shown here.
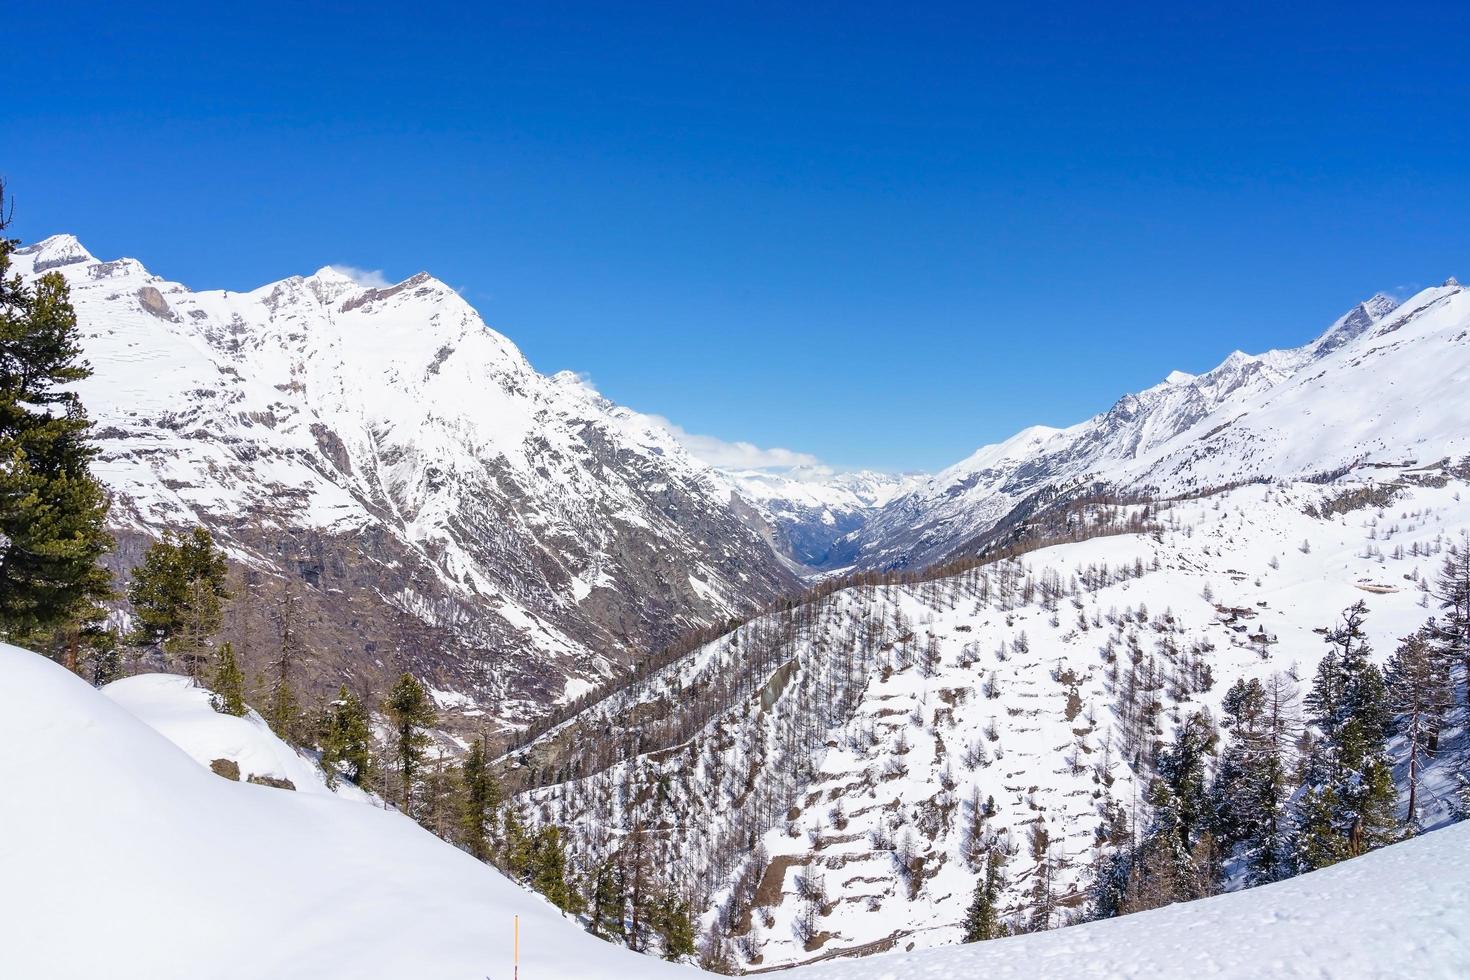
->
[5,3,1466,474]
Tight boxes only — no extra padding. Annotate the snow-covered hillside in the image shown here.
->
[4,643,1467,979]
[101,672,369,800]
[12,234,798,723]
[846,285,1470,569]
[0,645,691,980]
[511,467,1470,969]
[796,816,1470,979]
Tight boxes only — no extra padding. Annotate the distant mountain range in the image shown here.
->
[17,232,1467,728]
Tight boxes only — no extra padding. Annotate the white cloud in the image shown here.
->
[644,414,824,472]
[327,264,392,288]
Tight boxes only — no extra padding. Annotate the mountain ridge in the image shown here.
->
[13,234,802,727]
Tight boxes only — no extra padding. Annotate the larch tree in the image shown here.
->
[1386,629,1453,826]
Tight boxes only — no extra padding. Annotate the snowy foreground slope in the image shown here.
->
[0,646,689,980]
[848,281,1470,569]
[796,818,1470,979]
[2,646,1467,979]
[11,234,798,723]
[514,470,1470,968]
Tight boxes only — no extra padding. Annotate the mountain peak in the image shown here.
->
[1307,293,1398,358]
[16,234,96,273]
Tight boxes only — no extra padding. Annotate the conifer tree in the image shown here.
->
[1025,820,1058,931]
[589,856,627,942]
[318,685,373,787]
[530,825,574,912]
[262,578,306,744]
[0,181,114,655]
[1430,541,1470,700]
[1386,629,1453,825]
[459,737,503,860]
[1293,603,1397,870]
[383,672,435,815]
[653,891,697,960]
[1211,676,1296,883]
[208,642,247,716]
[962,847,1007,941]
[127,526,230,677]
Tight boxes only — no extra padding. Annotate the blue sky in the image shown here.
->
[5,3,1466,474]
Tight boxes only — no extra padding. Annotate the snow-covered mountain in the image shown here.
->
[12,235,800,723]
[722,468,923,569]
[843,285,1470,569]
[4,642,1468,979]
[510,469,1470,969]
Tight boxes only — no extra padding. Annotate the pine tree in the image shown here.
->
[208,642,247,716]
[1156,710,1217,847]
[1293,603,1397,871]
[589,856,627,941]
[127,527,230,677]
[1211,676,1296,883]
[653,891,697,960]
[383,672,435,815]
[317,685,373,788]
[459,737,503,860]
[530,825,573,912]
[962,847,1007,941]
[0,181,114,655]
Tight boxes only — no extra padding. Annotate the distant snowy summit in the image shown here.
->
[843,283,1469,569]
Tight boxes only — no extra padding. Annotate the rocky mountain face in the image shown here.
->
[14,235,801,725]
[842,287,1467,569]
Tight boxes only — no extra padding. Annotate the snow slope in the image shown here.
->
[0,645,689,980]
[848,285,1470,569]
[11,234,798,723]
[101,673,367,800]
[2,644,1467,979]
[798,817,1470,979]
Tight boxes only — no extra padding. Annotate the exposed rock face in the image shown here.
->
[246,774,297,791]
[14,235,801,729]
[209,758,241,781]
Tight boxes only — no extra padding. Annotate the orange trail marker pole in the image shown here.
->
[514,915,519,980]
